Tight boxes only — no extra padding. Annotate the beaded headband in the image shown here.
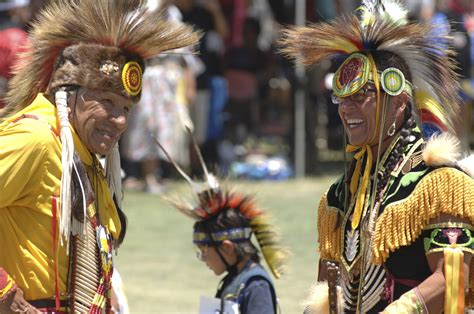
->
[333,53,412,98]
[193,227,253,245]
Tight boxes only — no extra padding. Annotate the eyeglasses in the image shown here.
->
[196,245,208,261]
[331,87,377,105]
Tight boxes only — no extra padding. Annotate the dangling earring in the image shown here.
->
[387,121,396,136]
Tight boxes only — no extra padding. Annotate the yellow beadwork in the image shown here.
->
[121,61,142,96]
[317,193,342,261]
[372,167,474,264]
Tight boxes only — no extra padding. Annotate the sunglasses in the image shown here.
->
[331,87,377,105]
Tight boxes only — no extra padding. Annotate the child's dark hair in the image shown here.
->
[194,207,260,263]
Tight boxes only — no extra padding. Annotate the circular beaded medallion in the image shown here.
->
[121,61,142,96]
[333,53,371,97]
[381,67,405,96]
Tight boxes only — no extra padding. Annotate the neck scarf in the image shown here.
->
[346,144,372,231]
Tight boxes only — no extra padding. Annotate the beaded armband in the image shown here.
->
[424,223,474,254]
[0,267,17,302]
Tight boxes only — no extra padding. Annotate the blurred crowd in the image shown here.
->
[1,0,473,192]
[121,0,300,193]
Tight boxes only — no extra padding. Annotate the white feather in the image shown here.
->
[422,132,461,166]
[361,0,408,27]
[56,90,74,248]
[302,282,330,314]
[379,0,408,25]
[302,281,343,314]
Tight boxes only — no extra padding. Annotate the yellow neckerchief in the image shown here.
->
[346,144,372,231]
[69,113,121,241]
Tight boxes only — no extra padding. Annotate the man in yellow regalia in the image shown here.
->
[0,1,199,312]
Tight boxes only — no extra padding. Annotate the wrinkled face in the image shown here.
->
[196,244,228,276]
[69,88,133,155]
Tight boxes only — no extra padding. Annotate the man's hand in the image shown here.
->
[0,288,41,314]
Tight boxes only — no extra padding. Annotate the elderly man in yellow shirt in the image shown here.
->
[0,0,199,313]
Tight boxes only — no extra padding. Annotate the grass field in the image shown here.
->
[115,176,338,313]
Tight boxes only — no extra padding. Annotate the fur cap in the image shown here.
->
[0,0,201,120]
[48,43,144,102]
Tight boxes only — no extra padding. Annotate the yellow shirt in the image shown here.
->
[0,94,121,301]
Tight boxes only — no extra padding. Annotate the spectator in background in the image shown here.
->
[121,54,196,194]
[219,0,246,48]
[0,0,30,108]
[121,1,197,194]
[174,0,229,172]
[223,17,269,142]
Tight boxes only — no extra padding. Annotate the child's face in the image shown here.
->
[197,242,236,276]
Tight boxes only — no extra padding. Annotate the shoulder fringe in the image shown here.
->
[372,167,473,263]
[317,193,342,261]
[422,132,461,167]
[302,281,343,314]
[371,167,474,305]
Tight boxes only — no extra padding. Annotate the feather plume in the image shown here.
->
[163,195,202,220]
[278,0,460,133]
[360,0,408,27]
[1,0,200,120]
[279,16,362,66]
[247,213,288,278]
[422,132,461,166]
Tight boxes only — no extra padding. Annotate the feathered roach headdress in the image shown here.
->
[279,0,461,232]
[279,0,460,136]
[0,0,200,244]
[156,131,287,279]
[1,0,200,116]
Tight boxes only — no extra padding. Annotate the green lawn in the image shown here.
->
[116,177,337,313]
